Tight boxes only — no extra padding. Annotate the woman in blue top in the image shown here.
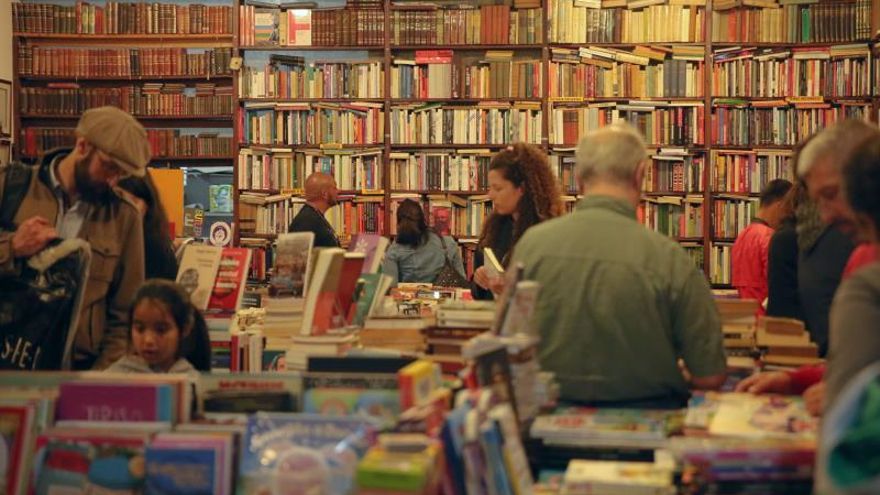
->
[382,199,465,286]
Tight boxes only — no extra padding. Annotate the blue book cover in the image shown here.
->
[238,413,377,495]
[480,419,514,495]
[146,447,217,495]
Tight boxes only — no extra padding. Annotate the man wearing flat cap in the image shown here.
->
[0,106,149,370]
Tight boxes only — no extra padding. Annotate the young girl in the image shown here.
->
[107,279,211,373]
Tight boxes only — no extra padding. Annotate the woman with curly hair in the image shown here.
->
[471,143,564,299]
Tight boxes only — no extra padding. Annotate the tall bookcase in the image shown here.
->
[11,1,237,171]
[11,0,880,286]
[234,0,879,286]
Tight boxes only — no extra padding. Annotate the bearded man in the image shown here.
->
[0,106,148,370]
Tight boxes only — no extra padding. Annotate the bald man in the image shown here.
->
[288,172,341,247]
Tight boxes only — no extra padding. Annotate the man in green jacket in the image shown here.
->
[0,106,148,370]
[513,122,726,408]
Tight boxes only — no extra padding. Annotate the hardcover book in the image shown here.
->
[239,413,378,495]
[176,244,223,311]
[56,382,175,423]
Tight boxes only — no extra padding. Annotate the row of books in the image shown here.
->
[549,0,705,43]
[388,103,543,145]
[237,147,385,192]
[19,128,233,158]
[550,102,705,146]
[389,6,544,45]
[643,150,707,193]
[388,151,493,192]
[711,149,793,194]
[712,45,873,98]
[713,196,757,239]
[711,0,873,43]
[639,195,705,239]
[710,242,733,284]
[12,1,233,35]
[19,83,234,117]
[239,5,384,46]
[712,100,872,146]
[240,102,385,146]
[550,48,705,98]
[239,58,384,100]
[326,196,386,243]
[393,52,543,100]
[239,193,387,241]
[17,46,235,78]
[238,193,305,235]
[236,146,794,197]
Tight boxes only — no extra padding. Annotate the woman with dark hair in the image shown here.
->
[767,180,809,320]
[116,173,179,280]
[382,199,464,286]
[471,143,564,299]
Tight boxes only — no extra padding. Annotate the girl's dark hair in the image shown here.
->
[129,279,212,372]
[844,138,880,233]
[479,143,563,255]
[395,199,430,247]
[117,174,178,280]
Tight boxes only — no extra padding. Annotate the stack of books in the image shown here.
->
[757,317,822,368]
[561,451,677,495]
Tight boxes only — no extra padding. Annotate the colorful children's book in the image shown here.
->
[356,442,440,492]
[530,408,677,448]
[32,429,152,495]
[55,382,175,423]
[145,432,235,495]
[398,360,442,411]
[708,393,816,441]
[238,413,378,495]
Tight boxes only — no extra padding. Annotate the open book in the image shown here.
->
[483,247,505,278]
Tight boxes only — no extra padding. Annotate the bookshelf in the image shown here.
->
[13,0,878,285]
[11,0,237,170]
[231,0,878,284]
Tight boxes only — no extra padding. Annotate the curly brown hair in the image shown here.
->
[478,143,564,258]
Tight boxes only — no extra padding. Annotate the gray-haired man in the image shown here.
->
[512,122,726,408]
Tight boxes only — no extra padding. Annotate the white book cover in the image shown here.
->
[269,232,315,300]
[176,244,223,311]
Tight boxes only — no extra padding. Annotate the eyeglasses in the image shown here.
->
[95,151,131,180]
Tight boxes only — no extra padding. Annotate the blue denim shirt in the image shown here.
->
[382,233,465,286]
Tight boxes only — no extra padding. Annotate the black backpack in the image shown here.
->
[0,163,90,370]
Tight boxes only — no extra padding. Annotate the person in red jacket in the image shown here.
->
[731,179,792,315]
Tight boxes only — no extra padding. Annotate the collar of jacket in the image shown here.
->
[37,148,74,187]
[576,194,637,219]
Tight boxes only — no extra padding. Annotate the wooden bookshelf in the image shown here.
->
[13,0,873,283]
[11,2,238,181]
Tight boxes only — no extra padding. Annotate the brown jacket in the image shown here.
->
[0,150,145,369]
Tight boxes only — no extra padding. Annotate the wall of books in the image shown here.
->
[11,0,880,286]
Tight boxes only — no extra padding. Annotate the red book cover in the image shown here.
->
[206,247,253,318]
[334,253,365,325]
[56,382,174,423]
[0,406,32,495]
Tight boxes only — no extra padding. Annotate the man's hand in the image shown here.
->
[735,371,793,394]
[803,381,825,417]
[11,217,58,258]
[473,265,491,289]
